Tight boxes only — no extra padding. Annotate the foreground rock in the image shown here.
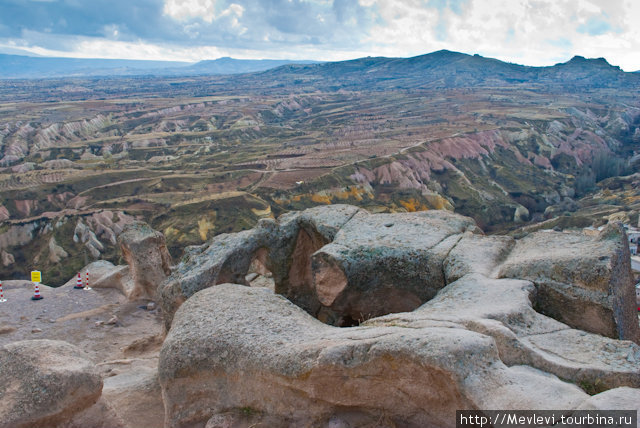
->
[157,204,639,427]
[498,224,639,341]
[372,274,640,393]
[577,387,640,411]
[0,340,102,428]
[310,210,476,324]
[159,205,639,343]
[102,367,164,428]
[159,206,479,328]
[118,221,172,301]
[159,282,639,428]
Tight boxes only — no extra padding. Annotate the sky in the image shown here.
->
[0,0,639,70]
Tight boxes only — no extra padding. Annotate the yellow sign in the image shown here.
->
[31,271,42,283]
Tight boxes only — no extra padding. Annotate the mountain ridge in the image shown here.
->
[251,49,635,91]
[0,53,319,79]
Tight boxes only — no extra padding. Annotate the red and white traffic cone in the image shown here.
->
[31,283,43,301]
[0,280,6,303]
[74,272,84,289]
[84,272,91,291]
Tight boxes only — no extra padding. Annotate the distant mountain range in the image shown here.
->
[0,50,638,102]
[245,50,638,91]
[0,54,318,79]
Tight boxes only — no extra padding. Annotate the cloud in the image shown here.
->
[162,0,245,27]
[0,0,639,70]
[354,0,640,70]
[163,0,218,23]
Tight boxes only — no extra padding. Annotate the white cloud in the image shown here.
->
[163,0,245,26]
[0,34,371,62]
[163,0,218,23]
[0,37,220,62]
[2,0,640,70]
[352,0,640,70]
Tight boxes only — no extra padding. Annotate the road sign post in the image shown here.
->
[31,271,42,283]
[30,271,43,300]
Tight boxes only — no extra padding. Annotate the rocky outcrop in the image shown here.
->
[577,387,640,411]
[48,237,69,263]
[102,367,164,428]
[0,205,9,221]
[79,260,135,298]
[118,221,172,301]
[157,204,640,427]
[498,224,639,341]
[74,220,105,258]
[159,204,363,329]
[1,249,14,266]
[310,210,476,325]
[377,274,640,391]
[0,340,103,428]
[159,205,639,343]
[443,232,514,282]
[159,281,639,428]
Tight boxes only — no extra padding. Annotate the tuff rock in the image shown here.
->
[159,280,639,428]
[497,223,638,340]
[156,204,640,427]
[159,204,639,342]
[118,221,172,301]
[0,340,103,428]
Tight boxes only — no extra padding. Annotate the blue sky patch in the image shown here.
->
[577,17,611,36]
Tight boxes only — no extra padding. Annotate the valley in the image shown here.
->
[1,51,639,285]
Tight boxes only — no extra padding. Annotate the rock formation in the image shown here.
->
[118,221,172,301]
[0,340,103,428]
[498,224,638,340]
[159,204,363,329]
[155,204,640,428]
[159,281,639,428]
[2,205,639,428]
[159,204,639,342]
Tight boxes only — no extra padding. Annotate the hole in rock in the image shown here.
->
[277,227,330,317]
[531,282,618,339]
[244,247,274,290]
[222,223,454,327]
[237,226,438,328]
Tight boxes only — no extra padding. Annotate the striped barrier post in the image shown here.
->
[31,283,43,301]
[84,272,91,290]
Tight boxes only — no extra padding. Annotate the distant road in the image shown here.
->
[631,256,640,272]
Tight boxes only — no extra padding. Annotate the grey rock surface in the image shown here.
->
[443,232,514,282]
[576,387,640,411]
[498,224,639,342]
[0,339,103,428]
[118,221,172,301]
[370,273,640,392]
[155,205,640,426]
[310,210,477,324]
[158,204,363,329]
[159,205,638,341]
[102,366,164,428]
[160,282,607,428]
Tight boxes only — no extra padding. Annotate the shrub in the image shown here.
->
[591,151,630,182]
